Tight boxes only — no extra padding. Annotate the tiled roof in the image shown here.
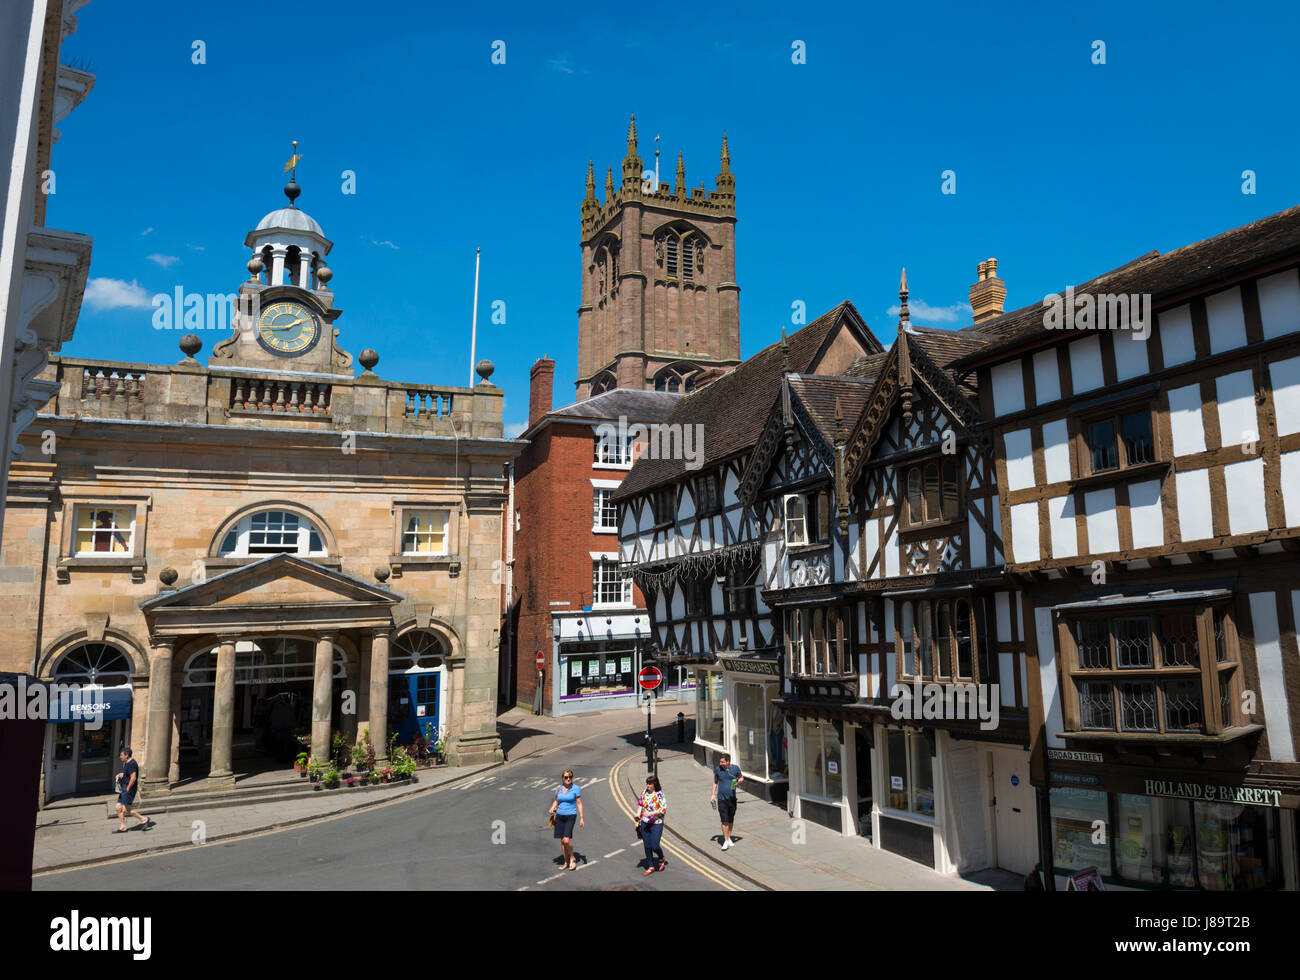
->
[953,203,1300,367]
[613,301,875,500]
[788,374,874,447]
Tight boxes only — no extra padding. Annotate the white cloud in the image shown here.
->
[186,243,205,251]
[548,55,577,74]
[141,227,153,236]
[84,277,154,310]
[369,238,399,250]
[505,421,528,438]
[147,253,180,268]
[885,299,972,324]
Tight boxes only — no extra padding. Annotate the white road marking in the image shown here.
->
[582,777,605,788]
[603,849,625,858]
[536,872,565,885]
[574,860,598,872]
[497,782,517,790]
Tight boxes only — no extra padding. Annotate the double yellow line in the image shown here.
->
[607,753,743,891]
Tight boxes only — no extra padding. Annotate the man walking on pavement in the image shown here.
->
[710,753,744,850]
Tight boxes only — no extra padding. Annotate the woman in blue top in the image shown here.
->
[547,768,585,870]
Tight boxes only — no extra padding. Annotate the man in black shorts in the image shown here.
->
[113,747,153,834]
[710,753,744,850]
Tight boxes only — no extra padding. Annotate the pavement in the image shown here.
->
[625,750,1021,891]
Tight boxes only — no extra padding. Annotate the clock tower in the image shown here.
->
[212,157,353,374]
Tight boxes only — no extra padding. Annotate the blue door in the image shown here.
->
[390,672,440,746]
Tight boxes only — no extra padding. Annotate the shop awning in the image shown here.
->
[46,684,133,723]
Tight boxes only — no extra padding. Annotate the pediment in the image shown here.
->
[142,554,401,611]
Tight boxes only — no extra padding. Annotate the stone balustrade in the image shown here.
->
[34,356,505,440]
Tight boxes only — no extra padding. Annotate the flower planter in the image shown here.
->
[312,782,322,791]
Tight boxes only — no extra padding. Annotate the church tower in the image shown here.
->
[576,117,740,398]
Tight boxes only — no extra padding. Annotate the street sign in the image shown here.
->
[638,666,662,691]
[535,651,545,670]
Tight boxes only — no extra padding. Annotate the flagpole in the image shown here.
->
[469,247,481,387]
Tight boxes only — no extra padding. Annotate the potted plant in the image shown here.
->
[294,751,310,776]
[308,757,324,789]
[345,775,358,788]
[354,729,375,772]
[324,762,340,789]
[331,731,353,769]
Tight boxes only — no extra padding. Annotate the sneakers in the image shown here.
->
[643,866,655,876]
[721,838,731,850]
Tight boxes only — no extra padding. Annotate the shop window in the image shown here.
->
[1050,787,1285,889]
[559,644,636,700]
[1066,606,1235,736]
[697,670,724,746]
[735,683,767,777]
[884,728,934,816]
[802,720,842,801]
[74,506,134,555]
[903,458,962,526]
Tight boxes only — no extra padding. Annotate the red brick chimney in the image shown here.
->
[529,358,555,426]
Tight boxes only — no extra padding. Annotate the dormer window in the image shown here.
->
[783,491,830,547]
[904,458,960,527]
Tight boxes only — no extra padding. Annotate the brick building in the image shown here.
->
[501,358,677,715]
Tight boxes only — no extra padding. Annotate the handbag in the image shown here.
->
[548,813,556,828]
[635,818,643,840]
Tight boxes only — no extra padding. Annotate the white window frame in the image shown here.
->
[400,508,451,556]
[591,480,620,533]
[594,428,635,468]
[72,504,136,557]
[218,509,328,558]
[591,553,633,608]
[783,494,808,546]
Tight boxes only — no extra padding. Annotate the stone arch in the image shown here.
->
[391,616,463,663]
[37,628,148,680]
[208,500,339,558]
[589,370,617,396]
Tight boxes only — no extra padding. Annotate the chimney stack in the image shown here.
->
[969,257,1007,324]
[529,358,555,426]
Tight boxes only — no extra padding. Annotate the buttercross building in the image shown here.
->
[2,173,523,804]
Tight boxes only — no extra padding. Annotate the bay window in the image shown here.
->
[785,605,854,678]
[1065,605,1239,736]
[903,457,961,526]
[895,596,991,683]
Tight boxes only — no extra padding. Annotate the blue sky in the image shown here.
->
[55,1,1300,435]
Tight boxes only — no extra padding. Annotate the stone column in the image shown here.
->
[208,637,237,789]
[311,633,336,765]
[143,639,174,795]
[369,628,391,763]
[168,668,183,783]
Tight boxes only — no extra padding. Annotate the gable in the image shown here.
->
[145,556,399,611]
[809,320,873,376]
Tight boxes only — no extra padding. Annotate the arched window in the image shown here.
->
[184,638,346,686]
[907,468,922,524]
[284,245,301,288]
[54,643,132,686]
[923,463,940,523]
[942,458,959,520]
[918,601,933,677]
[900,601,914,676]
[656,226,706,283]
[260,245,273,285]
[589,371,617,396]
[653,364,697,393]
[389,630,446,671]
[218,509,327,558]
[955,599,973,679]
[935,601,952,678]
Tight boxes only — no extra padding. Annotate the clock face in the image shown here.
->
[257,300,321,356]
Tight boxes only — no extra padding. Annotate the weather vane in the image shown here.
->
[283,140,302,178]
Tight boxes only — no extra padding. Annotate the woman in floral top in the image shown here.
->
[635,775,668,876]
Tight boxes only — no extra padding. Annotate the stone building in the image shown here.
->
[2,178,523,803]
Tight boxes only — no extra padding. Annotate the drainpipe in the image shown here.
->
[504,460,515,704]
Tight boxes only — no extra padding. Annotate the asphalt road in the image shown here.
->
[34,729,751,892]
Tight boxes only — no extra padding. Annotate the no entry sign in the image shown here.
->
[535,651,546,670]
[638,666,662,691]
